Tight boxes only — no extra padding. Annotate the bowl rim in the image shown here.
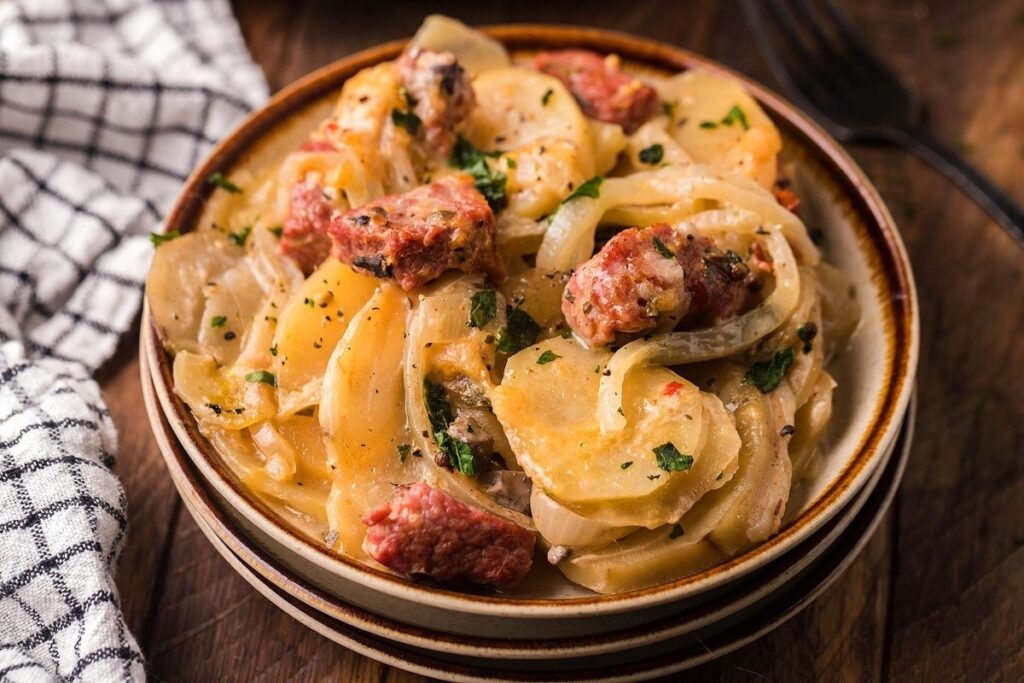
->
[142,343,914,657]
[145,23,919,616]
[148,344,913,682]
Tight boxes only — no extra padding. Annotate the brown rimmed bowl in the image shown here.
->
[143,24,918,639]
[142,347,913,678]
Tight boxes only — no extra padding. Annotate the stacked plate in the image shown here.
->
[141,26,919,682]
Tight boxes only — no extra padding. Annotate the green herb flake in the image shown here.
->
[397,443,412,463]
[620,461,633,470]
[210,315,227,328]
[206,171,241,193]
[563,176,603,203]
[699,120,718,129]
[270,344,278,357]
[638,143,664,165]
[228,225,252,247]
[652,235,675,258]
[303,297,315,308]
[537,349,560,365]
[653,442,694,472]
[660,100,676,119]
[399,86,418,108]
[797,322,818,353]
[720,104,750,130]
[495,307,541,354]
[449,136,507,212]
[423,380,475,476]
[541,88,554,106]
[269,226,284,238]
[668,523,685,539]
[468,289,497,328]
[743,347,796,393]
[391,108,422,135]
[150,230,180,247]
[245,370,276,386]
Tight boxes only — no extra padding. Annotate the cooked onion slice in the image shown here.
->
[536,165,817,274]
[597,229,800,433]
[530,489,636,550]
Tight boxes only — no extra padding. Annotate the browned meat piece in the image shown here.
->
[328,175,501,290]
[532,49,660,133]
[562,224,762,346]
[772,178,801,214]
[279,181,336,274]
[396,47,475,155]
[362,482,535,589]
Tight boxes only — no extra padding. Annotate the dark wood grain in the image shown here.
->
[103,0,1024,680]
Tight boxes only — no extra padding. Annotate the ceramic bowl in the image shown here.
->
[143,25,918,638]
[142,346,913,660]
[142,349,913,680]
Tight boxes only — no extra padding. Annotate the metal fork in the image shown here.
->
[739,0,1024,245]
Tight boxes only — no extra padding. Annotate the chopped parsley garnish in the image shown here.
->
[654,442,694,472]
[541,88,554,106]
[638,143,664,165]
[210,315,227,328]
[468,289,497,328]
[205,402,222,415]
[699,120,718,129]
[303,297,315,308]
[228,225,252,247]
[245,370,276,386]
[423,379,475,475]
[743,347,796,393]
[797,322,818,353]
[399,86,418,108]
[449,136,507,212]
[150,230,180,247]
[668,523,685,539]
[207,172,241,193]
[269,226,283,238]
[563,176,603,203]
[390,108,421,135]
[720,104,750,130]
[495,307,541,354]
[620,461,633,470]
[269,344,278,357]
[537,349,560,365]
[660,100,676,119]
[652,235,675,258]
[397,443,412,463]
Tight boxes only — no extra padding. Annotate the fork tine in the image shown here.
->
[738,0,836,119]
[812,0,908,89]
[789,0,866,81]
[762,0,855,97]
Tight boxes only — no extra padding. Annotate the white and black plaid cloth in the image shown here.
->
[0,1,267,680]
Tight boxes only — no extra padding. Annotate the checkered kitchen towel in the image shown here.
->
[0,1,266,680]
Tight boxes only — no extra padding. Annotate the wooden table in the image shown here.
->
[99,1,1024,680]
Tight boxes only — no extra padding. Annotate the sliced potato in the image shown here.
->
[320,284,420,557]
[172,350,276,430]
[657,70,782,188]
[410,15,511,74]
[465,68,595,218]
[493,336,740,527]
[271,258,379,410]
[147,231,240,353]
